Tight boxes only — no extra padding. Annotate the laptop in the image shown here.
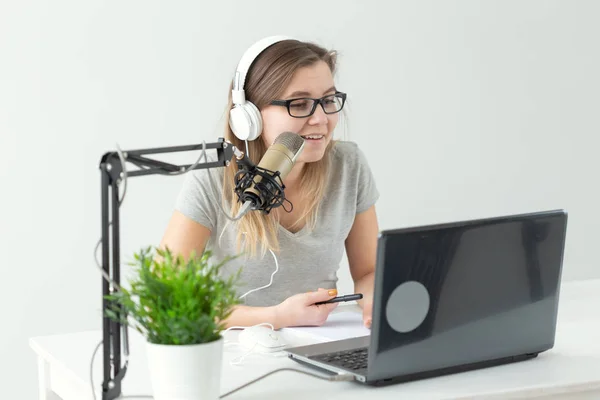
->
[286,209,568,385]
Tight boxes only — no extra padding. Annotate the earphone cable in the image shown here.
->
[219,368,354,399]
[238,248,279,300]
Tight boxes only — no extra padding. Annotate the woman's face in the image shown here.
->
[260,61,339,164]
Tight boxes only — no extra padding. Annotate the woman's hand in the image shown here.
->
[274,288,339,328]
[360,295,373,328]
[354,272,375,328]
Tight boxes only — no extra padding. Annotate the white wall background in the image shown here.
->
[1,0,599,398]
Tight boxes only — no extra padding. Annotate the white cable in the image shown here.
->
[220,249,282,367]
[94,228,122,291]
[223,322,274,333]
[90,340,102,400]
[219,368,354,399]
[217,220,230,248]
[201,146,250,223]
[223,322,275,348]
[217,200,252,249]
[228,344,287,366]
[238,249,279,300]
[115,144,128,205]
[230,342,260,366]
[221,322,287,366]
[244,139,250,160]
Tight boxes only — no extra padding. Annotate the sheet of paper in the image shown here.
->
[282,311,371,343]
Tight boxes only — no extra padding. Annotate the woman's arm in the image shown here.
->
[223,305,280,329]
[159,210,211,260]
[345,205,379,328]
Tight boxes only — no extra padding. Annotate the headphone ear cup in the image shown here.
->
[244,101,262,141]
[229,102,262,141]
[229,105,251,141]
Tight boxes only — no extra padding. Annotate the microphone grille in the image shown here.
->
[274,132,305,154]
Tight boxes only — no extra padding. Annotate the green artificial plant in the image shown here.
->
[105,246,241,345]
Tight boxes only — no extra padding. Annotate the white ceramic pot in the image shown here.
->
[146,336,224,400]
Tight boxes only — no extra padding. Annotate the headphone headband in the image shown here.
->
[229,35,295,141]
[232,35,293,105]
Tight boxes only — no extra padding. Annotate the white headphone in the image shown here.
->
[229,35,294,141]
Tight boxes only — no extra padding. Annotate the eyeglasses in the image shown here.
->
[270,91,347,118]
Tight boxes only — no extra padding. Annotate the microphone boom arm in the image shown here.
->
[98,137,242,400]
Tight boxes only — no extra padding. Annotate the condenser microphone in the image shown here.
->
[235,132,305,216]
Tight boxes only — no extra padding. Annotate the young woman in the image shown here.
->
[160,36,379,329]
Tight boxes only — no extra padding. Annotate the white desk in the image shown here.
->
[30,279,600,400]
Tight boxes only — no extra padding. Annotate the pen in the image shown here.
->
[314,293,363,305]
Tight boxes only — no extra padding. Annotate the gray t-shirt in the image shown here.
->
[174,141,379,307]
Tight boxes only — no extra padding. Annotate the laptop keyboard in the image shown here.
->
[310,347,369,372]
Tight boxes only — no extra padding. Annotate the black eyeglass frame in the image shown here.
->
[269,91,347,118]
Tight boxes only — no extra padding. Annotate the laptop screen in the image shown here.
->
[368,210,567,381]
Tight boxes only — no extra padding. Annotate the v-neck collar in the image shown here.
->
[278,223,310,239]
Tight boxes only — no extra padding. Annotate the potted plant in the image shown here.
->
[105,246,241,400]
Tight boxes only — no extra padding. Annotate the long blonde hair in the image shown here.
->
[221,39,338,259]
